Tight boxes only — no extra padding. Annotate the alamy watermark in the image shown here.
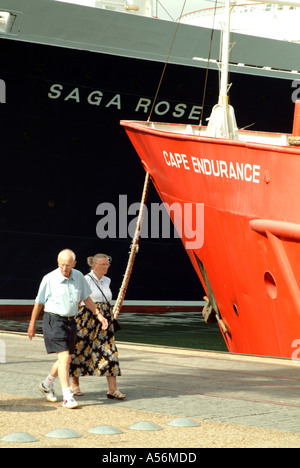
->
[0,339,6,363]
[291,339,300,362]
[292,80,300,103]
[0,79,5,103]
[96,195,204,250]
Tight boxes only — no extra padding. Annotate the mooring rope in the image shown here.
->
[113,172,150,319]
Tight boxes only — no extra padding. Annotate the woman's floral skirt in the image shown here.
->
[70,302,121,377]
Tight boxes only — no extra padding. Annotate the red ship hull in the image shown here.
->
[121,118,300,358]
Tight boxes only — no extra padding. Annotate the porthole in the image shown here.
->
[264,271,277,299]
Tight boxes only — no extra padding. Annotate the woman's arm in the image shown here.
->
[83,296,108,330]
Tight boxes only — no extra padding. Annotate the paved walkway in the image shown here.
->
[1,331,300,447]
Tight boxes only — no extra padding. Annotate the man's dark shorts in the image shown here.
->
[43,312,77,354]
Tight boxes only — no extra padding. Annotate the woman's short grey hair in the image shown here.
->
[87,253,112,268]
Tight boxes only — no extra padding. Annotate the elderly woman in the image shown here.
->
[70,253,125,399]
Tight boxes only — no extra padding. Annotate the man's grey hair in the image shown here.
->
[57,249,76,262]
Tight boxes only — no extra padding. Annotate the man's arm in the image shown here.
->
[28,303,44,340]
[83,296,108,330]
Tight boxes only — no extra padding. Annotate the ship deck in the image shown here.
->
[123,120,292,147]
[1,332,300,448]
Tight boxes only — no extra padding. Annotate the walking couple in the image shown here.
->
[28,249,125,409]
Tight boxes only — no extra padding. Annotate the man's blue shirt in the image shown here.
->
[35,268,92,317]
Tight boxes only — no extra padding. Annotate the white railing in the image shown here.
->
[54,0,153,16]
[181,2,298,23]
[180,1,300,42]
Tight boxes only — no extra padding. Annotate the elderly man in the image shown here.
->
[28,249,108,409]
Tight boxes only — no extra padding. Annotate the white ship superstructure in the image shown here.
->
[181,1,300,42]
[54,0,153,16]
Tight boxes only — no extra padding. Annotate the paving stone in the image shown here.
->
[88,425,122,435]
[167,418,200,427]
[45,429,81,439]
[1,432,38,443]
[128,421,163,431]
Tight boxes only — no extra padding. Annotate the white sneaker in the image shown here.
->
[39,383,58,403]
[63,396,79,409]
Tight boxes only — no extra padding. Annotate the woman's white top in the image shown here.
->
[85,270,112,303]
